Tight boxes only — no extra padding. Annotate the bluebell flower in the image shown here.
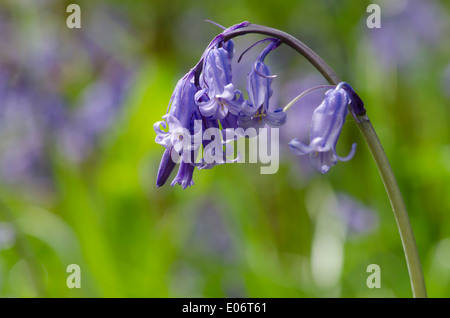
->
[60,61,132,162]
[289,82,357,173]
[335,193,378,235]
[368,0,445,70]
[155,73,198,151]
[195,44,244,119]
[239,40,286,129]
[154,72,200,188]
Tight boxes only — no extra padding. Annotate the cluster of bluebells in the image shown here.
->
[155,22,365,188]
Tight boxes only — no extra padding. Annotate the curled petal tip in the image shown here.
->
[335,143,357,162]
[205,20,226,30]
[288,138,313,156]
[254,65,277,79]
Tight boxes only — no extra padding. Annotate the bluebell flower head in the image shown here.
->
[154,21,251,188]
[240,39,286,129]
[289,82,357,174]
[154,22,365,188]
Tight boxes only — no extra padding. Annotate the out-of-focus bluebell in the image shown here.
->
[334,193,378,235]
[58,60,132,163]
[289,82,357,174]
[367,0,446,70]
[188,201,234,262]
[0,75,56,189]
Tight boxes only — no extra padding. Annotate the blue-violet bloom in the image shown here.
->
[289,82,357,173]
[195,43,244,120]
[154,72,200,188]
[239,39,287,129]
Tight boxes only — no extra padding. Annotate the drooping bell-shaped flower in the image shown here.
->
[154,72,200,187]
[170,114,200,189]
[289,82,357,173]
[154,73,197,150]
[195,43,244,120]
[239,39,286,129]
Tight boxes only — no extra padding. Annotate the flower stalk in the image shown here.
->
[355,115,427,298]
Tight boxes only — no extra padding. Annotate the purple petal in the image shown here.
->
[334,143,357,162]
[171,160,195,189]
[265,108,286,127]
[156,148,177,187]
[309,150,337,174]
[289,138,313,156]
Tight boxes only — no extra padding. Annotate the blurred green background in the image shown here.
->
[0,0,449,298]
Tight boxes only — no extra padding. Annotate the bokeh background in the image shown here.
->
[0,0,449,298]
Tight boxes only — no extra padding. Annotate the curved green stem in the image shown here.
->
[221,23,427,297]
[354,115,427,298]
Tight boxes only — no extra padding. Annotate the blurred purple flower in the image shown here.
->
[58,60,132,163]
[0,75,55,188]
[334,193,378,235]
[368,0,446,70]
[188,202,234,262]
